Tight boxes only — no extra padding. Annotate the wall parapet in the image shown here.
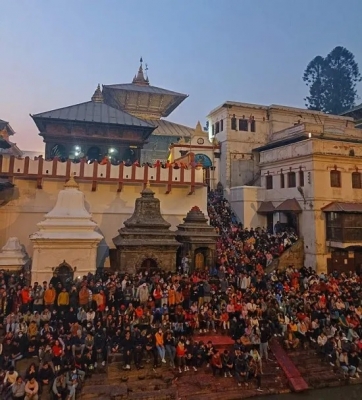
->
[0,155,205,193]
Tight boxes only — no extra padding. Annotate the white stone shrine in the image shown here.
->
[0,237,29,271]
[30,175,103,284]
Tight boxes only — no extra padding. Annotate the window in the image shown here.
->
[220,119,224,131]
[250,119,256,132]
[299,170,304,187]
[280,173,285,188]
[212,124,215,136]
[352,172,362,189]
[288,172,296,188]
[266,175,273,190]
[239,119,248,131]
[231,115,237,130]
[330,170,341,188]
[215,121,220,134]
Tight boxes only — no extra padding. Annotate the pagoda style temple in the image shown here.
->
[31,59,194,164]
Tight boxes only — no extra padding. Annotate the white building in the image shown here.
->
[209,101,362,273]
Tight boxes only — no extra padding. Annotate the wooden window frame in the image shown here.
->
[299,170,304,187]
[215,121,220,134]
[250,119,256,132]
[352,172,362,189]
[280,173,285,188]
[239,119,248,132]
[288,171,296,188]
[266,175,273,190]
[330,170,341,188]
[231,116,237,131]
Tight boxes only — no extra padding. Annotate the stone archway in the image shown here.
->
[54,261,74,286]
[139,258,159,273]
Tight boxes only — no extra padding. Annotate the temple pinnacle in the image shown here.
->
[91,84,104,103]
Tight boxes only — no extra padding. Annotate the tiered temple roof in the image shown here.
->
[103,58,188,119]
[32,85,154,130]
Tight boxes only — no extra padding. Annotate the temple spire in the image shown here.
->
[64,175,79,189]
[91,84,104,103]
[132,57,149,86]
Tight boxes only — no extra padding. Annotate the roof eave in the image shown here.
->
[253,135,308,153]
[32,115,155,130]
[162,94,189,118]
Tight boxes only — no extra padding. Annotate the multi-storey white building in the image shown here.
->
[208,100,362,273]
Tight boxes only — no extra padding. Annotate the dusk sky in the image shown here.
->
[1,0,362,151]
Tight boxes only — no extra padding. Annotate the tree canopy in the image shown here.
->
[303,46,361,115]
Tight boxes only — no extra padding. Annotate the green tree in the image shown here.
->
[303,46,361,114]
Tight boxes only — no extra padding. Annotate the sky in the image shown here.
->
[1,0,362,151]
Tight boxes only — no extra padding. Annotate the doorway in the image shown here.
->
[266,213,273,234]
[326,250,354,274]
[139,258,159,273]
[285,212,299,234]
[54,261,74,286]
[194,248,208,270]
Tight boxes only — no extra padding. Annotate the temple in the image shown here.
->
[31,58,193,164]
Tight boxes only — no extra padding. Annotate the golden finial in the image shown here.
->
[146,180,150,188]
[195,121,203,133]
[64,175,79,189]
[91,84,103,103]
[132,57,149,86]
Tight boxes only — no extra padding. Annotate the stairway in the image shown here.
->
[265,239,304,274]
[285,345,362,389]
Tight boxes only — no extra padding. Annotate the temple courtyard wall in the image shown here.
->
[0,157,207,270]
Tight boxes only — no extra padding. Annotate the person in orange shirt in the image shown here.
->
[155,329,166,364]
[176,339,186,373]
[44,284,56,311]
[167,285,175,306]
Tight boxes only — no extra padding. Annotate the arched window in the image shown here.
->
[194,154,212,168]
[87,146,102,162]
[50,144,67,160]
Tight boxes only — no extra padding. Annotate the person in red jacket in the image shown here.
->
[211,350,223,376]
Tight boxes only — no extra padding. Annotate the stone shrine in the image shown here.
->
[30,176,103,284]
[176,206,218,271]
[0,237,29,272]
[113,183,180,274]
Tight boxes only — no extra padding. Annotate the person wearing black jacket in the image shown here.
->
[133,327,145,370]
[145,333,158,369]
[259,322,272,361]
[164,331,176,368]
[234,353,248,386]
[122,330,134,370]
[221,350,234,377]
[38,362,54,394]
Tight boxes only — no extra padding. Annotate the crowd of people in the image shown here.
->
[0,190,361,399]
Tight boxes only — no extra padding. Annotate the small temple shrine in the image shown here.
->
[112,182,180,274]
[176,206,218,271]
[113,182,218,273]
[0,237,29,272]
[31,59,194,164]
[30,175,103,284]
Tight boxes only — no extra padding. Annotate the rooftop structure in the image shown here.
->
[30,59,192,164]
[103,58,188,120]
